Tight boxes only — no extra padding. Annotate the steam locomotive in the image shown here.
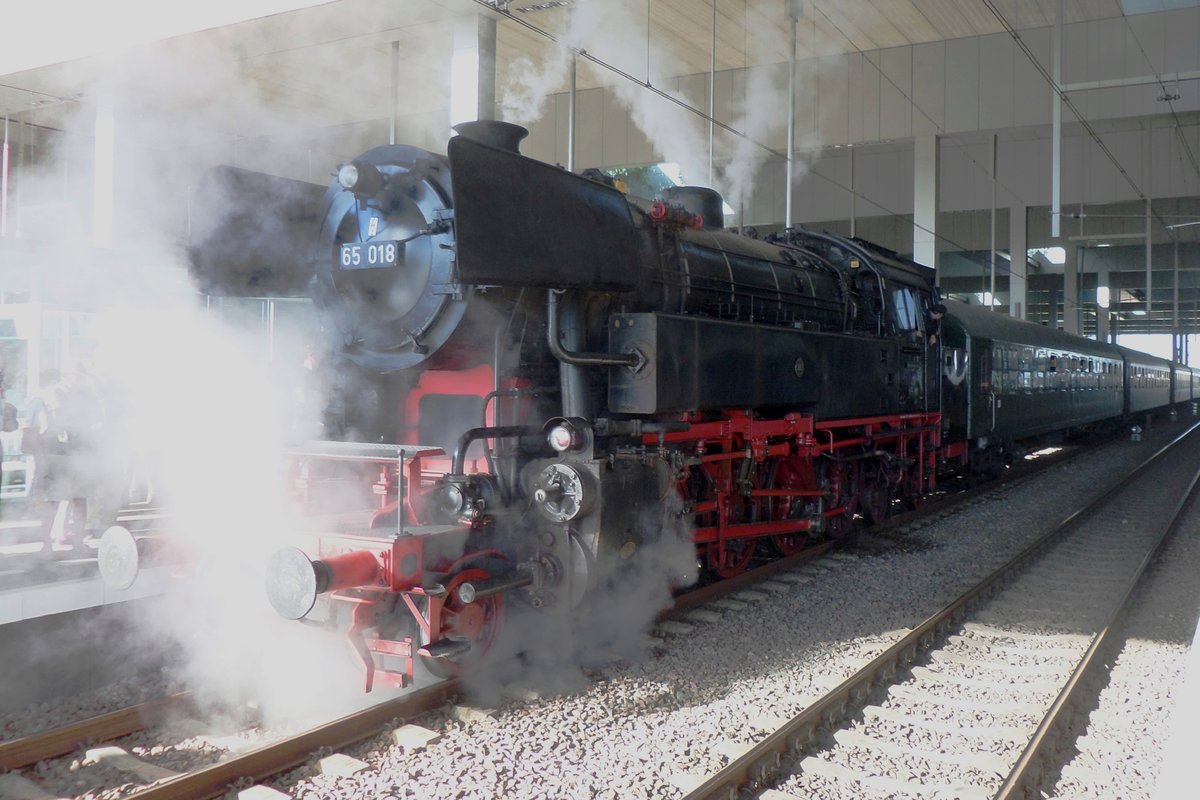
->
[180,120,1196,691]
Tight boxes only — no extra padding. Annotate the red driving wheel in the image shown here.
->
[420,567,504,678]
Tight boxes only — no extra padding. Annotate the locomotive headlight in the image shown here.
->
[337,160,385,197]
[548,424,576,453]
[545,417,588,453]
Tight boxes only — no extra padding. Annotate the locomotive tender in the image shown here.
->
[187,120,1196,691]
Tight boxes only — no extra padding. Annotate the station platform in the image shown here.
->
[1154,613,1200,800]
[0,505,171,624]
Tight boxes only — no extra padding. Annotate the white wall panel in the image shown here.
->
[1060,128,1084,206]
[601,88,630,166]
[575,88,604,168]
[714,69,736,133]
[941,140,990,211]
[979,34,1015,130]
[553,90,569,166]
[858,52,882,143]
[1012,27,1051,129]
[845,53,864,144]
[817,54,850,145]
[944,37,980,133]
[879,47,913,140]
[1121,20,1155,119]
[1084,18,1126,86]
[996,136,1039,207]
[1161,6,1200,74]
[911,42,945,137]
[1083,87,1123,123]
[522,103,554,164]
[1062,18,1090,86]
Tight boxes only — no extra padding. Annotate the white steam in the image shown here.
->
[8,32,402,728]
[497,0,845,220]
[500,0,709,181]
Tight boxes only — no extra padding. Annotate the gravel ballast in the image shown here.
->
[7,423,1200,800]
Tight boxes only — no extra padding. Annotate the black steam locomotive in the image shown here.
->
[183,121,1194,691]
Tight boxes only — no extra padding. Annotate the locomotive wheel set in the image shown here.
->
[184,120,1199,692]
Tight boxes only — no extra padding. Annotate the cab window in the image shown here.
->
[891,287,922,332]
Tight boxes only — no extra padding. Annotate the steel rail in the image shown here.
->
[680,421,1200,800]
[123,680,461,800]
[995,433,1200,799]
[0,692,193,771]
[0,430,1127,795]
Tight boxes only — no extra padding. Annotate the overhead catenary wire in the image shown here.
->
[981,0,1179,240]
[468,0,992,263]
[1116,11,1200,185]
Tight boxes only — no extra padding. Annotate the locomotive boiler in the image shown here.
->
[190,120,944,690]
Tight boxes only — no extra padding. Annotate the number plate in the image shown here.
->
[339,241,404,270]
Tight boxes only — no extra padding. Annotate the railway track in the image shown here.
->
[681,421,1200,800]
[0,428,1163,799]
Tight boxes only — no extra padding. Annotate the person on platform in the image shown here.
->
[24,366,102,553]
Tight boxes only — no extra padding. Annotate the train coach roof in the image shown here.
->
[1112,344,1174,369]
[944,299,1118,358]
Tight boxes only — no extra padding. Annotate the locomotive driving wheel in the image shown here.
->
[823,462,859,540]
[901,469,927,511]
[763,455,813,557]
[705,538,755,579]
[859,464,891,526]
[419,567,504,678]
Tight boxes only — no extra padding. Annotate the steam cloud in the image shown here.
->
[498,0,842,221]
[4,1,844,725]
[5,32,405,728]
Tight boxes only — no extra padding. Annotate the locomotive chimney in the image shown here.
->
[452,120,529,154]
[660,186,725,230]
